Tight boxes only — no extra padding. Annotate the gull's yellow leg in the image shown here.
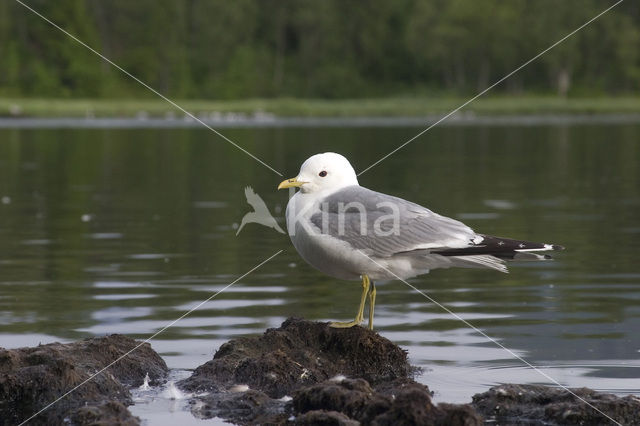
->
[368,281,376,330]
[330,275,370,328]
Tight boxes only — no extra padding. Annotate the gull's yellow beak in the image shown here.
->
[278,176,305,190]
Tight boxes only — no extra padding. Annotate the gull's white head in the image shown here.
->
[278,152,359,194]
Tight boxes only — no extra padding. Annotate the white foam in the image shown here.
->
[163,381,185,400]
[229,384,249,392]
[138,373,151,391]
[329,374,346,383]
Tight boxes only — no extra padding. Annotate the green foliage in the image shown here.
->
[0,0,638,99]
[5,96,640,118]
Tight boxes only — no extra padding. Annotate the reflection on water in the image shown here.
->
[0,124,639,418]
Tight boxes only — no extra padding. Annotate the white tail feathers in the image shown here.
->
[450,255,509,273]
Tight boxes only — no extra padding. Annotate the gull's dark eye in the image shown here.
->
[319,171,327,177]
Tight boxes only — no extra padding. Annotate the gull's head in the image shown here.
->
[278,152,358,194]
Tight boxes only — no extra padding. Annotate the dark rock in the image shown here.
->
[294,377,482,426]
[435,403,485,426]
[293,378,391,424]
[180,318,480,425]
[294,410,359,425]
[67,401,140,426]
[12,320,634,426]
[0,334,168,425]
[189,389,289,425]
[372,382,481,426]
[472,383,640,425]
[179,317,412,398]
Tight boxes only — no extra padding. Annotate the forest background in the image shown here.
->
[1,0,639,116]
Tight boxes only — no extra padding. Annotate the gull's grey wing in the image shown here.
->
[309,185,477,257]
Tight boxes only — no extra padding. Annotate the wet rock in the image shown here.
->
[179,317,412,397]
[189,389,289,424]
[294,377,481,426]
[294,410,359,425]
[180,318,481,425]
[293,378,390,423]
[67,401,140,426]
[9,320,636,425]
[0,334,168,425]
[472,383,640,425]
[372,383,481,426]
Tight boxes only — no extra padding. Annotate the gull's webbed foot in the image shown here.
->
[329,274,372,329]
[329,319,363,328]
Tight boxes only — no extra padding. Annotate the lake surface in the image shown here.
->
[1,121,639,423]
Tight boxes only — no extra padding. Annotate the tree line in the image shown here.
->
[1,0,638,99]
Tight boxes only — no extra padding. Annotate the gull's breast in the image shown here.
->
[285,193,376,280]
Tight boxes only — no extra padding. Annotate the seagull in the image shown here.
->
[236,186,285,235]
[278,152,563,330]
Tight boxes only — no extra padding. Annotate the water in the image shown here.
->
[1,122,639,423]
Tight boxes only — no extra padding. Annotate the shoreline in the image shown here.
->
[1,113,640,129]
[3,96,640,121]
